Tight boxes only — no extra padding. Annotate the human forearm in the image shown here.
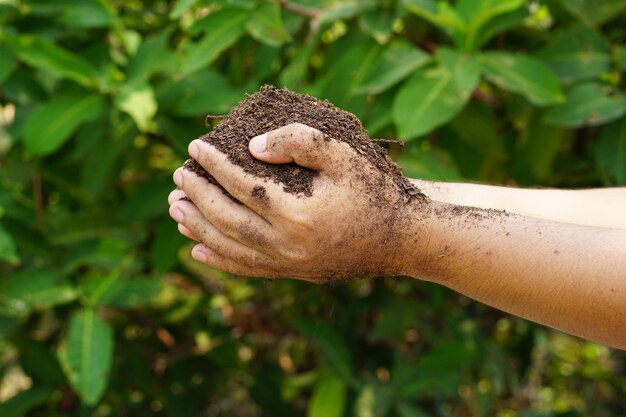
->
[170,121,626,349]
[403,203,626,349]
[412,179,626,229]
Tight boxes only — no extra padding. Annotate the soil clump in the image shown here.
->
[184,85,425,202]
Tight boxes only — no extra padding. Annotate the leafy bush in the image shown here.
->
[1,0,625,416]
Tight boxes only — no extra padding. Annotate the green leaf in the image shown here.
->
[0,315,18,337]
[0,223,20,265]
[121,177,172,223]
[279,32,321,89]
[79,118,133,198]
[295,320,354,384]
[438,48,481,95]
[0,386,54,417]
[307,373,347,417]
[317,1,377,26]
[393,343,473,399]
[246,1,290,47]
[469,7,527,49]
[397,145,463,181]
[125,27,174,85]
[116,82,158,132]
[616,45,626,71]
[170,0,199,19]
[23,88,106,156]
[544,83,626,128]
[539,25,611,84]
[318,35,382,117]
[402,0,466,44]
[151,217,187,273]
[58,0,116,28]
[558,0,626,25]
[392,48,479,139]
[456,0,524,50]
[517,119,567,182]
[594,118,626,185]
[480,52,565,106]
[396,402,431,417]
[0,270,77,317]
[402,0,437,15]
[364,90,394,135]
[157,114,208,154]
[158,69,244,116]
[354,384,376,417]
[58,308,114,405]
[107,278,162,308]
[0,41,16,83]
[13,334,67,386]
[392,68,451,139]
[457,0,523,23]
[355,39,431,95]
[359,8,394,44]
[177,8,249,77]
[5,35,98,88]
[449,103,507,160]
[81,272,124,306]
[212,0,256,10]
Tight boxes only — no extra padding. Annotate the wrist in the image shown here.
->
[392,198,453,283]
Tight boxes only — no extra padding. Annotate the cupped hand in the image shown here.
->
[168,123,426,283]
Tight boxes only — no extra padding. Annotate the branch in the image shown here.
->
[279,0,318,18]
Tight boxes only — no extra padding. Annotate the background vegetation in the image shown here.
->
[1,0,625,416]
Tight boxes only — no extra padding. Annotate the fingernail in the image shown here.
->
[249,133,268,154]
[173,169,183,187]
[171,207,184,223]
[192,247,207,263]
[188,141,200,159]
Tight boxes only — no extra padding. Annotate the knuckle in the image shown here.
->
[284,247,311,265]
[285,122,309,134]
[226,174,250,196]
[238,222,269,248]
[285,211,314,233]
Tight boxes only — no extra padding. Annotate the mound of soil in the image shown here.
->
[184,85,424,202]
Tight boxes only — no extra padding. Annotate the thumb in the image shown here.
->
[248,123,346,172]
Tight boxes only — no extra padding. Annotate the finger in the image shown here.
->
[186,140,290,214]
[169,200,273,269]
[192,243,323,284]
[168,190,199,240]
[168,188,189,205]
[176,168,275,251]
[248,123,354,174]
[191,243,282,278]
[178,223,198,241]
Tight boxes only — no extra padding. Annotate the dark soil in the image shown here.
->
[184,85,424,202]
[251,185,267,199]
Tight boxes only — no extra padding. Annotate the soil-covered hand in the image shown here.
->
[168,123,428,283]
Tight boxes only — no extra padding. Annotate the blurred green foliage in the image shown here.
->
[1,0,625,416]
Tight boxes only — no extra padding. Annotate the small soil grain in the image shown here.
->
[184,85,424,202]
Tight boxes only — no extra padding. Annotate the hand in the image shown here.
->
[168,123,430,283]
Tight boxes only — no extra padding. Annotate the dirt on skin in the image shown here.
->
[183,85,425,203]
[180,86,515,283]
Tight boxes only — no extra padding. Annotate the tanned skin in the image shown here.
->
[168,123,626,350]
